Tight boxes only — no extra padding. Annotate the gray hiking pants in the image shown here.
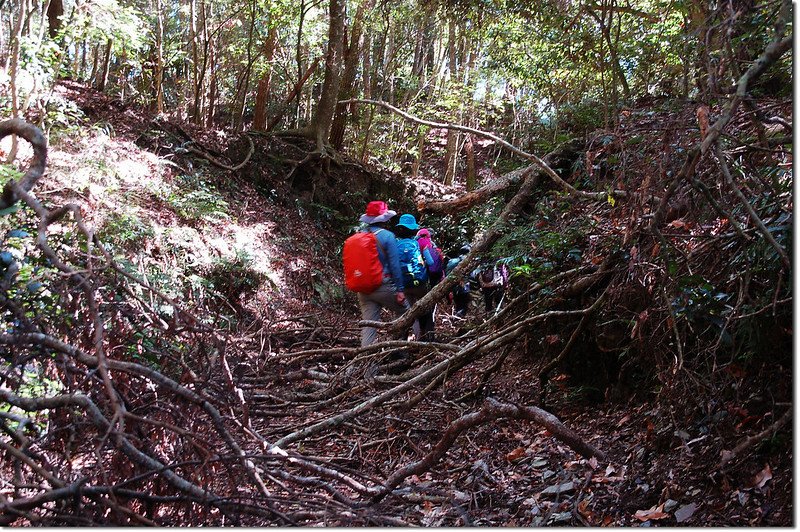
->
[357,281,408,347]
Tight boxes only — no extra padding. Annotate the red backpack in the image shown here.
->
[343,229,385,293]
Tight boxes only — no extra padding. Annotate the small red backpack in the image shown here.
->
[343,229,385,293]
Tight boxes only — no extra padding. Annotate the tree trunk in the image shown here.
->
[233,0,258,130]
[443,18,459,186]
[96,38,112,92]
[192,0,208,125]
[329,0,370,151]
[301,0,345,149]
[295,0,308,128]
[5,0,26,162]
[152,0,165,114]
[89,43,99,86]
[252,26,278,131]
[45,0,63,38]
[206,38,217,127]
[465,133,476,191]
[410,126,425,180]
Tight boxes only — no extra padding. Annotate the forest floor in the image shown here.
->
[26,81,792,526]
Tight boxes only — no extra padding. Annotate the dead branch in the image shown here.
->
[718,408,791,470]
[419,138,583,214]
[375,398,605,500]
[341,98,626,201]
[713,142,791,271]
[420,165,535,214]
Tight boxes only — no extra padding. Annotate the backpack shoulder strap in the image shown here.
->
[370,227,387,256]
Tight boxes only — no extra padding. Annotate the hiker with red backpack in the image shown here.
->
[343,201,407,347]
[395,214,436,342]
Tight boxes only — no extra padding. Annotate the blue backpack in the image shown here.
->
[397,238,428,287]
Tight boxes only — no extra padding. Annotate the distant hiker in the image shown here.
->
[416,228,447,286]
[478,261,510,312]
[445,244,472,318]
[395,214,436,341]
[343,201,407,347]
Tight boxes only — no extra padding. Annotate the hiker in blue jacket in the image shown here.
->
[395,214,436,341]
[356,201,407,347]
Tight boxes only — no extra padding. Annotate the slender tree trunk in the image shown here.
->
[252,25,277,130]
[304,0,345,148]
[465,133,476,191]
[329,0,370,150]
[79,42,86,80]
[295,0,307,128]
[192,0,208,125]
[232,0,257,129]
[410,126,425,180]
[89,43,100,86]
[95,38,112,91]
[189,0,198,120]
[45,0,62,38]
[153,0,165,113]
[443,18,458,185]
[5,0,25,162]
[206,34,217,127]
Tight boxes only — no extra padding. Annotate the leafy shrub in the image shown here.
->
[556,100,604,135]
[99,211,154,249]
[204,250,264,301]
[167,187,230,223]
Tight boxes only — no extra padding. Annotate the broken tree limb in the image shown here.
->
[421,164,535,214]
[375,397,605,500]
[340,98,626,201]
[699,0,792,154]
[718,408,791,470]
[383,169,544,337]
[713,142,791,271]
[419,138,583,214]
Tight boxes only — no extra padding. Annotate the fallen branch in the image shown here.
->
[419,138,583,214]
[375,398,605,500]
[713,142,791,271]
[718,408,791,470]
[340,98,625,201]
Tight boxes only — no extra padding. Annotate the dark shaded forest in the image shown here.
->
[0,0,793,526]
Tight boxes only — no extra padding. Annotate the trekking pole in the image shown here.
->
[494,291,506,315]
